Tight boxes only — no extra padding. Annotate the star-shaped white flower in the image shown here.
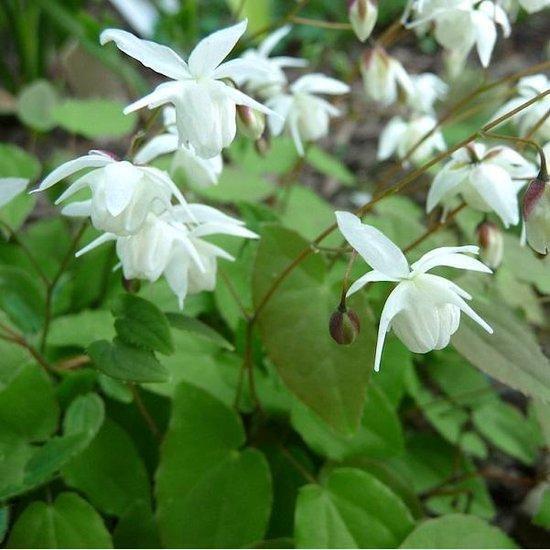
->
[492,75,550,141]
[236,25,308,99]
[378,115,446,165]
[134,107,223,188]
[336,211,493,372]
[427,143,535,227]
[101,20,273,158]
[267,73,350,156]
[408,0,511,67]
[76,204,257,308]
[407,73,448,114]
[34,150,190,236]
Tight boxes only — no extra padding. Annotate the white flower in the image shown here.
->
[523,175,550,254]
[336,211,492,371]
[76,204,257,308]
[236,25,308,99]
[267,73,349,156]
[408,0,511,67]
[349,0,378,42]
[0,177,29,208]
[378,115,446,165]
[35,150,189,236]
[360,47,413,106]
[407,73,448,114]
[427,143,535,227]
[492,75,550,141]
[107,0,179,38]
[134,107,223,188]
[101,20,273,158]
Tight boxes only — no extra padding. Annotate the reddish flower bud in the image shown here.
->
[523,172,550,255]
[329,305,361,345]
[122,277,141,293]
[476,221,503,269]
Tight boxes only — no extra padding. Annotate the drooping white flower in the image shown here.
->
[76,204,257,308]
[360,47,413,106]
[107,0,179,38]
[267,73,350,156]
[378,115,446,165]
[349,0,378,42]
[0,177,29,208]
[407,73,448,114]
[235,25,308,99]
[427,143,535,227]
[407,0,511,67]
[336,211,493,371]
[101,20,273,158]
[35,150,190,236]
[134,107,223,188]
[492,75,550,141]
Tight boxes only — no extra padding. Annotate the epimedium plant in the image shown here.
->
[1,0,550,548]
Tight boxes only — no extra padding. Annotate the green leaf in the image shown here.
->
[0,507,8,543]
[7,492,112,548]
[112,294,174,355]
[280,187,341,246]
[48,309,115,348]
[88,340,170,383]
[166,312,234,351]
[16,80,59,132]
[452,298,550,402]
[472,401,540,465]
[0,363,58,441]
[156,382,272,548]
[226,0,271,33]
[0,265,44,333]
[533,489,550,529]
[0,393,104,500]
[53,98,137,139]
[194,166,273,203]
[113,501,160,549]
[399,514,516,549]
[294,468,415,548]
[291,383,403,461]
[253,225,376,434]
[306,146,355,186]
[0,144,41,180]
[62,419,150,517]
[97,374,133,403]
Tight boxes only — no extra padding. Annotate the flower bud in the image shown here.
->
[237,105,266,141]
[349,0,378,42]
[476,221,503,269]
[523,173,550,255]
[329,305,360,345]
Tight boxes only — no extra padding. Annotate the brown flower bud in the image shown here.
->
[122,277,141,293]
[329,305,360,345]
[237,105,265,141]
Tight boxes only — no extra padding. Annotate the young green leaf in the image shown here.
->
[166,312,234,351]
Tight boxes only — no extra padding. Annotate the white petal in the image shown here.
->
[346,269,400,297]
[36,153,112,192]
[288,112,305,157]
[479,1,511,37]
[182,203,245,225]
[124,81,182,114]
[411,245,480,272]
[0,178,29,208]
[374,282,410,372]
[164,253,189,309]
[291,73,350,95]
[426,163,469,212]
[266,95,293,136]
[472,10,497,67]
[188,19,247,77]
[75,233,116,257]
[192,223,258,240]
[107,0,158,38]
[335,211,410,278]
[212,58,268,81]
[412,251,492,275]
[378,117,406,161]
[134,133,179,164]
[100,28,189,79]
[61,200,92,217]
[472,164,520,227]
[258,25,291,57]
[220,83,274,115]
[271,56,309,68]
[54,172,97,204]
